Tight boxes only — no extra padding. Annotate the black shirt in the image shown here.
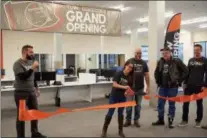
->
[110,71,130,98]
[127,58,149,90]
[186,57,207,87]
[161,60,171,87]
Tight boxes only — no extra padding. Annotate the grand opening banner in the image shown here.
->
[1,1,121,36]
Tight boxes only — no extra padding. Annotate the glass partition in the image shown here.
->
[62,54,125,76]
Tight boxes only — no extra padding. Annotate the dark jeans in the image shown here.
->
[182,86,203,122]
[14,91,38,137]
[106,95,126,117]
[158,88,178,119]
[125,89,143,121]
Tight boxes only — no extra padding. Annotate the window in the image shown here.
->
[34,54,53,72]
[178,43,184,61]
[141,45,148,62]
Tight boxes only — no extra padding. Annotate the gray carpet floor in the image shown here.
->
[1,98,207,137]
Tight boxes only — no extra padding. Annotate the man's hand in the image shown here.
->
[32,61,39,70]
[146,86,150,94]
[36,88,40,97]
[124,86,130,90]
[201,87,206,91]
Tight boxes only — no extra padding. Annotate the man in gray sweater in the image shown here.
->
[13,45,46,138]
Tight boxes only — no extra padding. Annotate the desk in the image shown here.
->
[1,81,113,110]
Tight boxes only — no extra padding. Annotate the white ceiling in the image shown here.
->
[55,1,207,35]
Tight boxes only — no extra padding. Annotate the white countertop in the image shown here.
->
[1,81,113,92]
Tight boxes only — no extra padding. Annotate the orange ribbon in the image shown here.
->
[19,101,136,121]
[19,89,207,121]
[144,90,207,102]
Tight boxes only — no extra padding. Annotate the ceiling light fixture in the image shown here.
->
[110,4,131,12]
[199,23,207,28]
[125,30,132,34]
[137,11,174,23]
[137,28,148,33]
[181,17,207,25]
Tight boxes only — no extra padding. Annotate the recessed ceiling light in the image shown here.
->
[199,23,207,28]
[137,11,174,23]
[181,17,207,25]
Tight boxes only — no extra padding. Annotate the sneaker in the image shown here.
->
[134,120,141,128]
[152,120,165,126]
[123,120,131,127]
[195,122,201,128]
[178,121,188,127]
[31,132,47,138]
[201,125,207,129]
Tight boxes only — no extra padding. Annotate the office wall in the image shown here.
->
[180,31,193,65]
[2,30,54,79]
[193,31,207,42]
[2,30,133,79]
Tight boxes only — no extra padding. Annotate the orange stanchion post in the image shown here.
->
[19,100,26,121]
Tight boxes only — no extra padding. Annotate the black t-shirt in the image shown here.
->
[161,60,171,87]
[110,71,130,98]
[186,57,207,87]
[127,58,149,90]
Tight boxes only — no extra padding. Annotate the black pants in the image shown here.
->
[14,91,38,137]
[182,86,203,122]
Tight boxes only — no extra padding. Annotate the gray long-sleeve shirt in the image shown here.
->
[13,58,36,93]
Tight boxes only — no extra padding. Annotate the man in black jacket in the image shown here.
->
[13,45,46,138]
[152,47,188,128]
[178,44,207,128]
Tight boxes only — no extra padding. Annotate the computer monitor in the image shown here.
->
[1,69,5,76]
[89,69,101,76]
[56,69,64,75]
[34,72,41,81]
[101,69,116,80]
[41,72,56,81]
[64,68,74,75]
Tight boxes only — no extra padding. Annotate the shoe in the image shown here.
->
[201,125,207,129]
[118,115,126,138]
[101,115,112,138]
[168,116,174,129]
[134,120,141,128]
[31,132,47,138]
[178,121,188,127]
[152,119,165,126]
[123,120,131,127]
[195,122,201,128]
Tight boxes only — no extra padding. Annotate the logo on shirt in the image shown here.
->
[189,61,203,66]
[134,64,143,73]
[21,63,32,71]
[119,78,128,86]
[163,64,169,73]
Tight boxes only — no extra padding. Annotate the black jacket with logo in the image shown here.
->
[154,57,189,87]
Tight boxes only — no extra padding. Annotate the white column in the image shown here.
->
[53,33,63,69]
[148,1,165,107]
[180,31,193,65]
[126,29,139,60]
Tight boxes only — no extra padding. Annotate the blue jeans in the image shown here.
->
[125,89,143,121]
[158,87,178,119]
[106,95,126,117]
